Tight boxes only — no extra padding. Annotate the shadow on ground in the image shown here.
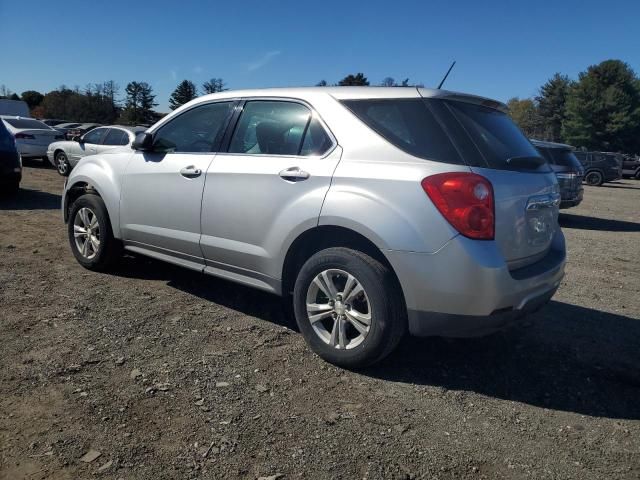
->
[0,188,61,210]
[560,213,640,232]
[110,255,640,420]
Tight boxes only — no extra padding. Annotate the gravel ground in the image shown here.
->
[1,164,639,480]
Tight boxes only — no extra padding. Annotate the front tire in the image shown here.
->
[293,247,406,368]
[55,151,71,176]
[67,194,121,271]
[585,171,604,186]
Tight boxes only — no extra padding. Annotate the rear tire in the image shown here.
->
[67,194,121,271]
[293,247,406,368]
[635,170,640,180]
[585,171,604,186]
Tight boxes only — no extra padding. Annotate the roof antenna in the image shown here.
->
[437,61,456,89]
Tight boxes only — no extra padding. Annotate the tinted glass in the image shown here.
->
[83,128,107,144]
[300,117,333,156]
[536,147,582,169]
[0,121,16,151]
[4,118,51,130]
[342,99,462,164]
[446,101,549,172]
[154,101,233,153]
[103,129,129,146]
[229,101,313,155]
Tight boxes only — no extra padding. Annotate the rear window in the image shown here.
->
[341,99,463,164]
[3,118,51,130]
[536,147,582,169]
[445,101,550,172]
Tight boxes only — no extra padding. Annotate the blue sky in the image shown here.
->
[1,0,638,112]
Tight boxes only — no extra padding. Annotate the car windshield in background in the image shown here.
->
[538,148,582,169]
[4,118,51,130]
[444,100,549,172]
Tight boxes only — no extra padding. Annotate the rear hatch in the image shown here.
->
[420,93,561,270]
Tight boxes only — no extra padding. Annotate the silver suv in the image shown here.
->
[63,87,565,368]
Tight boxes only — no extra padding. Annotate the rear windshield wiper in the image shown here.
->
[505,156,547,170]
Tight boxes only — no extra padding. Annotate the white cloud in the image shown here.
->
[247,50,281,72]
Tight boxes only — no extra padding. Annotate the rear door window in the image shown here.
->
[341,99,463,164]
[83,128,108,145]
[103,129,129,146]
[228,101,333,156]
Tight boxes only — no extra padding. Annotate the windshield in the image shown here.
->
[4,118,52,130]
[445,101,549,172]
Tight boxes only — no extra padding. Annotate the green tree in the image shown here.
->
[169,80,198,110]
[563,60,640,152]
[120,81,158,125]
[21,90,44,109]
[535,73,572,142]
[202,78,226,94]
[507,97,543,138]
[381,77,397,87]
[338,73,369,86]
[316,80,328,87]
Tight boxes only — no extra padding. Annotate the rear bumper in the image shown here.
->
[385,230,565,337]
[16,142,47,158]
[560,189,583,209]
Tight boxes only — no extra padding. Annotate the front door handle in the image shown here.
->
[279,167,310,182]
[180,165,202,178]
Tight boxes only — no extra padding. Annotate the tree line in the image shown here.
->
[507,59,640,154]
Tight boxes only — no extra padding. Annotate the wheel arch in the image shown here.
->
[281,225,403,299]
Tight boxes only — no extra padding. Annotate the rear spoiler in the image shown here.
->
[417,88,508,114]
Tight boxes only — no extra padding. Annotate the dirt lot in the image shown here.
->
[1,164,639,480]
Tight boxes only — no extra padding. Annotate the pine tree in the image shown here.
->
[121,81,157,125]
[202,78,226,94]
[507,97,543,138]
[338,73,369,86]
[536,73,572,142]
[169,80,198,110]
[563,60,640,152]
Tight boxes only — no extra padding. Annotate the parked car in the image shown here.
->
[66,123,102,140]
[621,154,640,179]
[1,116,64,162]
[47,125,145,176]
[574,150,622,186]
[531,139,584,208]
[0,116,21,194]
[62,87,565,368]
[54,123,83,139]
[41,119,69,127]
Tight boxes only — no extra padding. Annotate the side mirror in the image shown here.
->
[73,135,82,142]
[132,132,154,151]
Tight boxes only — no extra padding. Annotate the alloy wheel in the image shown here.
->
[73,207,100,259]
[305,269,371,350]
[56,153,68,175]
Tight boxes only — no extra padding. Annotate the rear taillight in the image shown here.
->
[15,133,35,140]
[421,172,494,240]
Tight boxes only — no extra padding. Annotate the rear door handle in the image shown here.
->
[279,167,310,182]
[180,165,202,178]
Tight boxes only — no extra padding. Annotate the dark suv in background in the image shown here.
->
[622,154,640,179]
[531,139,584,208]
[0,119,21,195]
[574,151,623,186]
